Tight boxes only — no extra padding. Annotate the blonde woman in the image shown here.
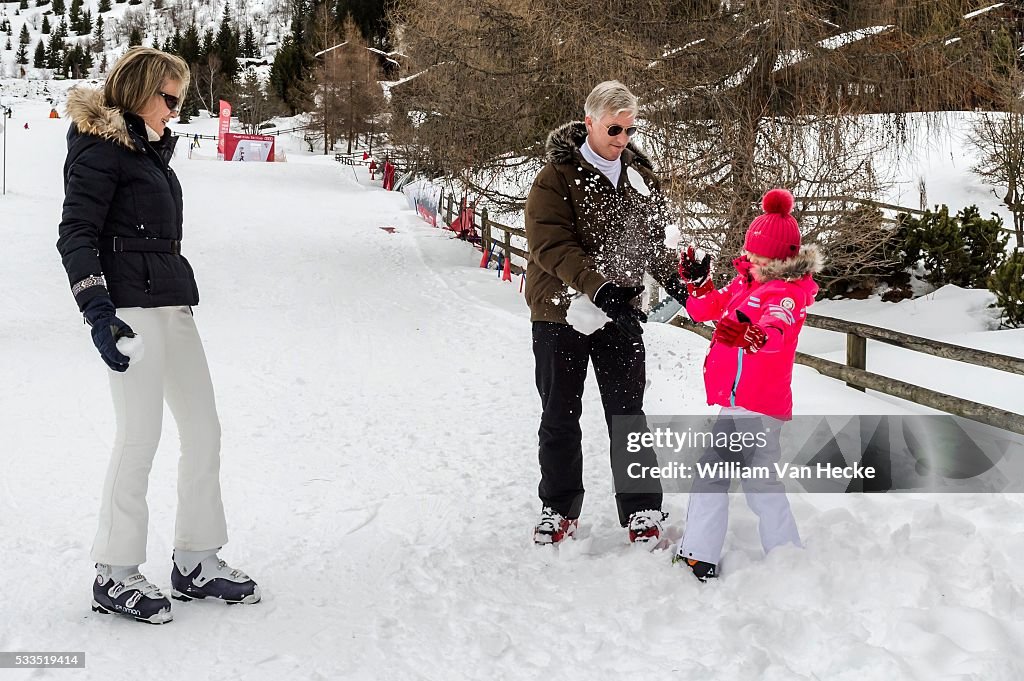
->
[57,47,259,625]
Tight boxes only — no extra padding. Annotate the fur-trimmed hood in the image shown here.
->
[753,244,824,282]
[65,86,138,150]
[544,121,654,172]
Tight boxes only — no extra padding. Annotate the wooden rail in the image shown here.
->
[407,183,1023,437]
[669,316,1024,437]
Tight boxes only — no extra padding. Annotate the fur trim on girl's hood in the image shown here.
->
[65,86,136,150]
[753,244,824,282]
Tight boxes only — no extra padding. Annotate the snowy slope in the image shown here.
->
[0,0,285,80]
[1,99,1023,680]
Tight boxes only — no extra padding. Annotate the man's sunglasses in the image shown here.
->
[159,92,180,112]
[605,123,637,137]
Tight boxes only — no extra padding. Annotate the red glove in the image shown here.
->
[678,245,712,285]
[712,311,768,352]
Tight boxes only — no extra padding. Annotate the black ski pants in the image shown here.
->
[532,321,663,525]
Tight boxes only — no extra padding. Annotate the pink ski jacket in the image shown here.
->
[685,246,823,419]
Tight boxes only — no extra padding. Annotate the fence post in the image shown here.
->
[846,333,867,391]
[481,208,491,256]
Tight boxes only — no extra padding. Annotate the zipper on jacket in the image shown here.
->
[729,347,744,407]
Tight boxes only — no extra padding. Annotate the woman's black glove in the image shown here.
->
[83,296,136,372]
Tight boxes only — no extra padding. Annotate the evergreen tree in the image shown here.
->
[4,37,10,52]
[334,0,390,48]
[242,24,257,58]
[33,39,44,67]
[99,53,107,73]
[42,14,51,34]
[92,14,103,51]
[68,0,82,33]
[214,5,239,80]
[80,8,91,35]
[57,16,68,38]
[200,28,214,58]
[20,0,28,10]
[128,26,142,46]
[45,30,62,68]
[36,0,50,6]
[18,23,30,47]
[98,0,110,11]
[169,27,181,54]
[15,41,28,64]
[269,35,308,114]
[52,0,65,14]
[179,23,200,65]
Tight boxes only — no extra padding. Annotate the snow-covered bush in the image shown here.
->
[988,250,1024,327]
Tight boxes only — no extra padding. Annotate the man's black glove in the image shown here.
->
[82,296,136,372]
[663,276,689,305]
[593,283,647,338]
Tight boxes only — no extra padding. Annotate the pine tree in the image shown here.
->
[33,39,44,67]
[98,0,110,11]
[15,41,28,64]
[18,23,29,47]
[99,53,107,73]
[128,26,142,46]
[214,5,239,80]
[93,15,103,51]
[57,17,68,38]
[51,0,65,14]
[4,37,10,52]
[19,0,28,10]
[242,24,257,58]
[179,23,200,64]
[80,8,91,35]
[45,30,62,68]
[68,0,82,33]
[42,14,51,34]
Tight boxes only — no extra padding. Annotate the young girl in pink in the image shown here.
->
[673,188,823,581]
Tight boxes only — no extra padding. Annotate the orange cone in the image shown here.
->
[502,256,512,281]
[479,247,490,268]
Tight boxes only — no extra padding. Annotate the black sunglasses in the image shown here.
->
[159,92,180,112]
[605,123,637,137]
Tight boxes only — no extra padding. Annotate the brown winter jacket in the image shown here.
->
[524,121,678,324]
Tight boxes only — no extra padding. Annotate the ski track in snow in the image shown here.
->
[0,98,1022,680]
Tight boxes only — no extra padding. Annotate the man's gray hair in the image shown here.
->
[584,80,638,120]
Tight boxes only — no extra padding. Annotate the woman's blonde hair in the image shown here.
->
[104,47,190,114]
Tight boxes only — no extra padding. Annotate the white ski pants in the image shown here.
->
[91,306,228,566]
[679,407,801,565]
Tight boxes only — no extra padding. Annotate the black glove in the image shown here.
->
[678,245,712,285]
[82,296,136,372]
[663,276,689,305]
[594,283,647,338]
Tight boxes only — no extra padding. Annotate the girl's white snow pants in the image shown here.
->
[91,306,228,566]
[678,407,801,566]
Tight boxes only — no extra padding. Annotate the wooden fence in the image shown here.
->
[421,189,1024,436]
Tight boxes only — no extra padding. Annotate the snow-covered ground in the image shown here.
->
[1,97,1023,680]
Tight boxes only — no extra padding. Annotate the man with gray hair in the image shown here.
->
[524,80,690,546]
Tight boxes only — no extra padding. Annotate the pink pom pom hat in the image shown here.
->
[743,188,801,260]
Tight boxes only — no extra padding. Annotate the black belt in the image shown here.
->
[99,236,181,254]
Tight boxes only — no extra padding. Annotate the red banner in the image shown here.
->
[222,133,276,162]
[217,100,232,155]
